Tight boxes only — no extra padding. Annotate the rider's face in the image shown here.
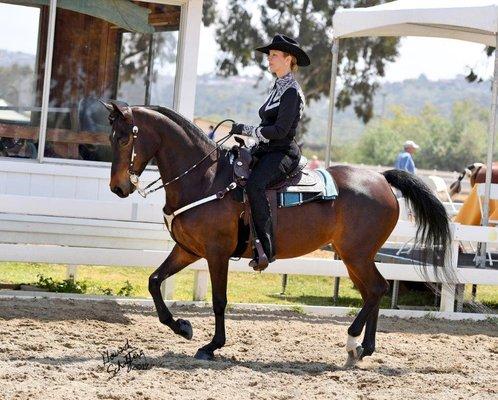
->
[267,50,291,77]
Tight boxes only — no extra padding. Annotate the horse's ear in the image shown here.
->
[99,99,113,112]
[110,101,133,123]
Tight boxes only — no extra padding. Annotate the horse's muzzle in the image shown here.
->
[111,185,129,198]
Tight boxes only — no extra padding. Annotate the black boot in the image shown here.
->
[249,207,275,271]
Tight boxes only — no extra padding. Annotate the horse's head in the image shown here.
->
[449,162,485,197]
[101,101,160,198]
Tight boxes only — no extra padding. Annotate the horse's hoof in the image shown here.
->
[360,347,374,360]
[194,349,214,361]
[344,345,363,368]
[177,319,193,340]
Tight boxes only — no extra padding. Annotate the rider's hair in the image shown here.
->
[283,52,299,72]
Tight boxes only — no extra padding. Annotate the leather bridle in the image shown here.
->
[114,110,235,198]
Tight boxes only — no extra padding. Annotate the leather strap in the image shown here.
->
[267,189,278,256]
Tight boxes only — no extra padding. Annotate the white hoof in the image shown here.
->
[344,334,362,368]
[344,345,364,368]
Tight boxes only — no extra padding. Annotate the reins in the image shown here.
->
[129,118,235,198]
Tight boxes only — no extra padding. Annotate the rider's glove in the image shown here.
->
[229,123,244,135]
[230,123,269,144]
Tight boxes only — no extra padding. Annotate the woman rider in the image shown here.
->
[229,34,310,271]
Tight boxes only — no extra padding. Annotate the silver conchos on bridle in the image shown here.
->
[127,125,147,197]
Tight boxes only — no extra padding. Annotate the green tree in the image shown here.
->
[466,46,494,83]
[203,0,400,128]
[351,115,404,166]
[351,102,488,171]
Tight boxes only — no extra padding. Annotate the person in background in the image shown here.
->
[207,125,215,140]
[308,154,320,170]
[394,140,419,174]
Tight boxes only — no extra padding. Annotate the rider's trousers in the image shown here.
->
[246,151,300,260]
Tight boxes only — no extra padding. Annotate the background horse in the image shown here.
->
[449,162,498,197]
[103,102,451,367]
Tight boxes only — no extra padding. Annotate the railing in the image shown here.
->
[0,157,495,314]
[2,217,496,313]
[177,220,498,313]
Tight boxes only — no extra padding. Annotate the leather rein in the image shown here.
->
[125,116,236,198]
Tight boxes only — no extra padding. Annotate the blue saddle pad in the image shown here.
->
[277,168,338,208]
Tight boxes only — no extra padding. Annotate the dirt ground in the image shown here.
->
[0,297,496,400]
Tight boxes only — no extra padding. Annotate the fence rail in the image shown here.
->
[3,220,495,314]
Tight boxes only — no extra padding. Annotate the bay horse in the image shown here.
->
[103,102,451,367]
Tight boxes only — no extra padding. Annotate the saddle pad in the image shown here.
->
[277,168,338,207]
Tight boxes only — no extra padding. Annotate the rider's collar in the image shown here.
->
[275,72,294,88]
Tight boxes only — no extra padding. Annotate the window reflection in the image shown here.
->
[117,30,178,107]
[0,2,42,159]
[40,1,181,162]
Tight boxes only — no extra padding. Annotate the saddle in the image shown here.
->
[231,144,338,205]
[229,142,338,269]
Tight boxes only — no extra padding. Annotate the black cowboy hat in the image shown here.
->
[255,34,310,67]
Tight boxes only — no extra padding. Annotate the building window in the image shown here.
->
[117,30,179,107]
[0,2,45,159]
[40,2,181,162]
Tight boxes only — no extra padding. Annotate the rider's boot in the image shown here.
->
[249,219,275,272]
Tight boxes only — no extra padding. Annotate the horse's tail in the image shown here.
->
[448,163,480,196]
[383,169,451,275]
[449,169,467,196]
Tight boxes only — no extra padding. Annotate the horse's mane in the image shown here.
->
[146,105,216,147]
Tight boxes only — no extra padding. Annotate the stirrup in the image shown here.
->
[250,239,269,271]
[249,256,269,272]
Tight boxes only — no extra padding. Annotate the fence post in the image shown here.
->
[390,280,400,309]
[333,277,340,305]
[439,229,459,312]
[193,269,209,301]
[455,284,465,312]
[66,265,78,281]
[161,276,175,300]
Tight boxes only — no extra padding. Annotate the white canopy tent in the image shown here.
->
[327,0,498,266]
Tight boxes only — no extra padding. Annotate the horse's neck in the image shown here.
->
[152,115,218,212]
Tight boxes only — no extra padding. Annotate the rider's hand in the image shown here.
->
[229,123,245,135]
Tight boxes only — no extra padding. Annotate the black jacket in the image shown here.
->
[245,74,304,160]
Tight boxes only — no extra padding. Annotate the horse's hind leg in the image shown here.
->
[360,265,389,359]
[148,244,199,339]
[341,257,389,367]
[195,254,229,360]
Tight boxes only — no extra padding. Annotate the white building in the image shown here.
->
[0,0,203,211]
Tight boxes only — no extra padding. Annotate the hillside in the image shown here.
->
[1,49,492,147]
[194,73,492,146]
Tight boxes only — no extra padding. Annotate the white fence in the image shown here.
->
[0,160,497,313]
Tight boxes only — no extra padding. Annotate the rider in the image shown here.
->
[229,34,310,270]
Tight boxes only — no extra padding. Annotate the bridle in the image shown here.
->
[116,112,236,198]
[127,125,140,187]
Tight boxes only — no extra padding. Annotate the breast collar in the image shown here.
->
[264,73,305,118]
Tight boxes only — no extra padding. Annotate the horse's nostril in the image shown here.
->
[111,186,125,197]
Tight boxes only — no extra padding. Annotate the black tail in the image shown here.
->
[383,169,451,276]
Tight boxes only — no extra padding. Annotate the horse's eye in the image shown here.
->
[118,133,130,146]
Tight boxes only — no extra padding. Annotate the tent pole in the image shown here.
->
[479,34,498,268]
[325,37,339,167]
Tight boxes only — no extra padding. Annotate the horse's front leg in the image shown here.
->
[149,244,199,339]
[194,255,229,360]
